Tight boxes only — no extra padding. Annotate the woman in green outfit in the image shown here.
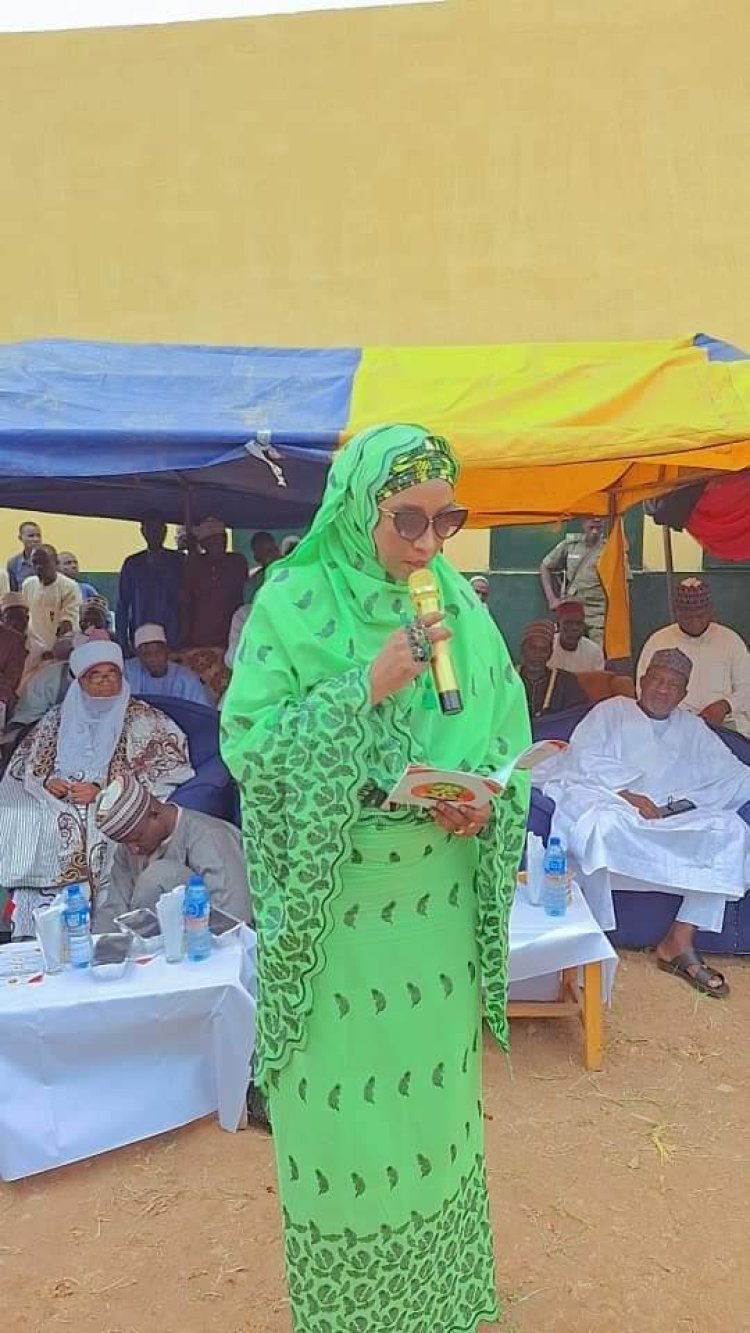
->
[221,424,530,1333]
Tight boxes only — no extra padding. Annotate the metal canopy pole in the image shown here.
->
[662,524,675,621]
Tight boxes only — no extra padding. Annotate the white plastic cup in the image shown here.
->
[157,887,186,963]
[34,903,65,974]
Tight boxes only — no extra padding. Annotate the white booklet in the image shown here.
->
[383,739,569,810]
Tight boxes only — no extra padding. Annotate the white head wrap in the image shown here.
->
[69,638,124,680]
[134,623,167,649]
[56,640,130,782]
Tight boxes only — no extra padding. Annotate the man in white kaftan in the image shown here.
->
[22,544,81,656]
[542,647,750,998]
[637,577,750,736]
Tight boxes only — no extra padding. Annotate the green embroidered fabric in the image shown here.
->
[221,424,531,1085]
[283,1155,497,1333]
[266,811,505,1333]
[221,424,531,1333]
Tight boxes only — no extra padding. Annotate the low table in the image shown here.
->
[507,881,618,1071]
[0,933,256,1181]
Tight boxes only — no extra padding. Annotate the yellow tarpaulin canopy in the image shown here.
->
[346,336,750,525]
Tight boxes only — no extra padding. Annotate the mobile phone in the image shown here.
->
[656,799,696,818]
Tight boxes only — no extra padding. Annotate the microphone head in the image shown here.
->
[407,568,439,599]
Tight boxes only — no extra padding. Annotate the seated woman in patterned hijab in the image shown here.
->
[0,634,193,937]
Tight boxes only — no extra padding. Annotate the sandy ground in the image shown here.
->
[3,950,748,1333]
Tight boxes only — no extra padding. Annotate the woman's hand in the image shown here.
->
[370,612,452,706]
[67,781,100,806]
[433,801,491,838]
[45,777,69,800]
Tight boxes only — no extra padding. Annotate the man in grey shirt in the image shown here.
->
[93,775,252,931]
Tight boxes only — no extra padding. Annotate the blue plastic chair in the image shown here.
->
[136,695,238,825]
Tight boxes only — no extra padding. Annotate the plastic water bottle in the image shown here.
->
[183,874,212,962]
[542,837,568,918]
[63,883,92,968]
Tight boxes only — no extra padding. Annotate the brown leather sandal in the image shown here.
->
[657,949,729,999]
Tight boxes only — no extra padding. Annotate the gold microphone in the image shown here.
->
[408,569,463,715]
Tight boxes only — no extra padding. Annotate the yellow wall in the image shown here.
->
[2,1,749,350]
[641,515,703,573]
[445,528,489,572]
[0,515,240,573]
[0,513,141,571]
[1,2,748,572]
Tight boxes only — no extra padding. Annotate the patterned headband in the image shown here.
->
[376,434,459,502]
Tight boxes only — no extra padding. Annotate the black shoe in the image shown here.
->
[246,1083,272,1133]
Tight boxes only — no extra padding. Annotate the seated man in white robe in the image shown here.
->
[541,648,750,998]
[93,773,252,931]
[124,623,215,707]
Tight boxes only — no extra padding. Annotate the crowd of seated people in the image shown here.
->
[3,515,746,969]
[0,516,295,942]
[0,515,292,735]
[517,579,748,725]
[0,636,194,937]
[0,631,256,941]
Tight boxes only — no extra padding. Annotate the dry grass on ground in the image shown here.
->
[2,951,747,1333]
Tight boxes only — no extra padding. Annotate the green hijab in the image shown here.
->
[222,424,530,1083]
[233,423,515,770]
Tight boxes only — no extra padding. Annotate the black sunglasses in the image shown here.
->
[378,504,469,543]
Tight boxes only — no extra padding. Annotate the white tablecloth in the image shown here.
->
[508,880,618,1002]
[0,931,257,1181]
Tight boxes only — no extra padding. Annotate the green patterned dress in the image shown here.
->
[221,425,530,1333]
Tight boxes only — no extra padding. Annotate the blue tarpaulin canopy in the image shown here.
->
[0,339,355,526]
[2,334,749,530]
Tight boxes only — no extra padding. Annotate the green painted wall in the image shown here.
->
[483,569,748,665]
[481,508,746,664]
[490,511,644,574]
